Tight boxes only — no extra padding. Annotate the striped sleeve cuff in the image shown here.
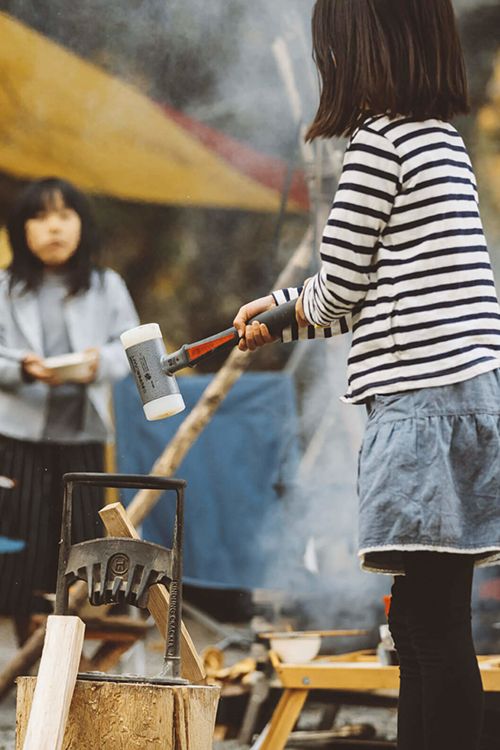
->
[271,287,303,305]
[271,287,350,342]
[302,275,351,326]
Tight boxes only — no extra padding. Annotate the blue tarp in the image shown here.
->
[114,373,300,590]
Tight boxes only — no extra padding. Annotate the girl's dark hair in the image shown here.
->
[307,0,470,140]
[7,177,100,295]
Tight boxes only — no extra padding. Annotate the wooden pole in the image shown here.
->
[0,627,45,700]
[22,615,85,750]
[99,502,205,683]
[0,579,90,701]
[125,227,313,528]
[0,230,313,701]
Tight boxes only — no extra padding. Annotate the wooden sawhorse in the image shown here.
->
[252,650,500,750]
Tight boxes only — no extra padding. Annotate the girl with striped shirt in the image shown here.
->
[234,1,500,748]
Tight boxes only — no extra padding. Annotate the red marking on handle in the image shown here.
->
[187,333,236,362]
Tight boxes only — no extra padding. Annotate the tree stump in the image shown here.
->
[17,678,220,749]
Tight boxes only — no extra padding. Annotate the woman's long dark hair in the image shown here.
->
[7,178,100,295]
[307,0,469,140]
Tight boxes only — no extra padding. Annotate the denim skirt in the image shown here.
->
[358,368,500,574]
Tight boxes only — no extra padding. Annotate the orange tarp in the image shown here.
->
[0,12,307,213]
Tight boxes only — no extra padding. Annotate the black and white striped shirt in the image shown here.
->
[274,115,500,404]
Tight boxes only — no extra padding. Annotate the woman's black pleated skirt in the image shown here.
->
[0,435,104,615]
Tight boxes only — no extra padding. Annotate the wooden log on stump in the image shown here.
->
[17,678,220,750]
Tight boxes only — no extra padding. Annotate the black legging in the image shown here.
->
[388,552,483,750]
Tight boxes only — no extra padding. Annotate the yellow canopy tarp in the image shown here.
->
[0,12,304,212]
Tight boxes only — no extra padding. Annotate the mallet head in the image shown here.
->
[120,324,185,421]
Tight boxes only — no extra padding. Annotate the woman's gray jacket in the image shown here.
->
[0,268,139,441]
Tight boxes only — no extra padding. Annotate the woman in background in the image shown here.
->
[0,177,139,640]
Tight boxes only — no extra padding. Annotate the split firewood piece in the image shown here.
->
[22,615,85,750]
[98,502,206,684]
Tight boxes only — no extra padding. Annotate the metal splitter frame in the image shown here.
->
[55,472,188,685]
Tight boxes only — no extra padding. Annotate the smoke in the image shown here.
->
[191,1,317,156]
[0,0,315,158]
[1,0,494,158]
[256,337,389,633]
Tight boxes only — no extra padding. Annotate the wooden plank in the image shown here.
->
[257,689,308,750]
[99,502,206,684]
[271,651,500,693]
[21,615,85,750]
[275,661,400,691]
[17,679,220,749]
[478,663,500,692]
[259,629,369,638]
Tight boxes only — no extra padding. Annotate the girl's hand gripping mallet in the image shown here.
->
[121,299,297,421]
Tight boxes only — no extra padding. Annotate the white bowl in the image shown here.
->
[43,352,96,382]
[269,634,321,663]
